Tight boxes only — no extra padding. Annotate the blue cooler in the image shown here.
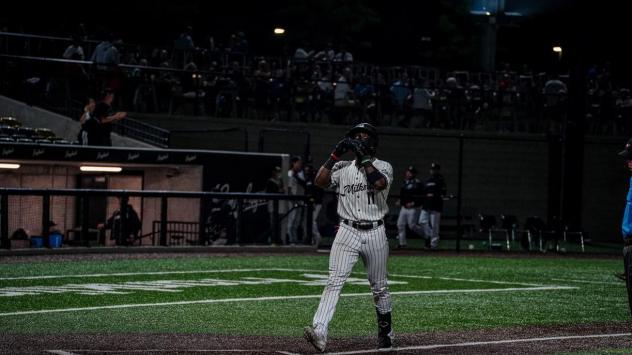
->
[48,233,63,248]
[31,236,44,248]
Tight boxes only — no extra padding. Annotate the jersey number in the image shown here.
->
[367,191,375,204]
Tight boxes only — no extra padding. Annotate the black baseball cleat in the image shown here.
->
[304,325,326,352]
[378,334,393,351]
[376,310,393,351]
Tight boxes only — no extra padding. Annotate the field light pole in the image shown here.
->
[273,27,288,70]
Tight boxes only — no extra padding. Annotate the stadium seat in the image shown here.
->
[0,117,21,127]
[478,214,510,251]
[35,128,56,139]
[521,216,558,252]
[500,214,519,250]
[562,223,585,252]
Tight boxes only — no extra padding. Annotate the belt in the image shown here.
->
[625,238,632,246]
[342,219,383,230]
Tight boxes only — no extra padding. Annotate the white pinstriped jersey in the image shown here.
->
[330,159,393,221]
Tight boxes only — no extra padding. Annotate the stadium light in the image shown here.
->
[553,46,563,53]
[274,27,286,35]
[0,163,20,169]
[80,166,122,173]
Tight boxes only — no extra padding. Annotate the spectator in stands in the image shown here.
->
[543,73,567,95]
[287,156,306,245]
[332,67,354,124]
[62,35,85,60]
[77,98,98,145]
[173,25,195,68]
[390,73,412,126]
[353,74,377,123]
[294,43,314,65]
[542,73,568,133]
[93,88,126,146]
[232,31,249,55]
[313,42,336,63]
[98,196,141,246]
[333,44,353,65]
[411,79,434,128]
[90,33,120,70]
[253,59,272,119]
[63,35,89,96]
[90,32,121,92]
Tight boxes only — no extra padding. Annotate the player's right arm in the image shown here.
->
[315,138,351,188]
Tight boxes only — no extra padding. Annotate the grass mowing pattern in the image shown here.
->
[0,255,627,336]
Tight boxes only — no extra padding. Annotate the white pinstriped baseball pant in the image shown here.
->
[311,223,392,339]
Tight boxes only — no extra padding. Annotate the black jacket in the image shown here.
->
[422,173,446,212]
[400,178,423,207]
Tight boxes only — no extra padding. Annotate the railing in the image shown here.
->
[0,188,314,249]
[112,117,170,148]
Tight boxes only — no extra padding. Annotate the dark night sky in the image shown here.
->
[1,1,629,75]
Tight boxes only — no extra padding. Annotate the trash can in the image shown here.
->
[48,233,63,248]
[30,236,44,248]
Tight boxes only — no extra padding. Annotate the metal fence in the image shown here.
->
[0,188,313,249]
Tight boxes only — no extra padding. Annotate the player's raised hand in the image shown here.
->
[332,138,352,159]
[350,139,371,164]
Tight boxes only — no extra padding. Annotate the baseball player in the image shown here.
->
[419,162,446,249]
[617,138,632,315]
[304,123,394,352]
[396,165,424,248]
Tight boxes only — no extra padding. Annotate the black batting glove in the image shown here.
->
[332,138,351,159]
[350,139,372,166]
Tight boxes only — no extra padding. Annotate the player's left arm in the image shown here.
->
[351,140,391,190]
[364,163,388,190]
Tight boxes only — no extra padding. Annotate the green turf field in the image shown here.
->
[0,255,627,336]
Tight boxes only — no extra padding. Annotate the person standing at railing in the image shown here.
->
[90,32,121,92]
[77,98,97,145]
[93,88,126,146]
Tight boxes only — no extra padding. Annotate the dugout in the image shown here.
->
[0,142,289,248]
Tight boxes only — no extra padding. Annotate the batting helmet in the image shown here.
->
[619,138,632,159]
[346,123,378,155]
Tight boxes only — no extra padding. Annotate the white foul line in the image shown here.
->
[45,351,81,355]
[551,278,623,286]
[0,285,575,317]
[324,332,632,354]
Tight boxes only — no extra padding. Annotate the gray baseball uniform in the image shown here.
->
[311,158,393,340]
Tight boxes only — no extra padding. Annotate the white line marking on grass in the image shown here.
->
[49,350,262,353]
[0,268,324,281]
[551,278,623,285]
[0,285,576,317]
[3,268,552,289]
[324,332,632,354]
[276,351,302,355]
[390,273,545,287]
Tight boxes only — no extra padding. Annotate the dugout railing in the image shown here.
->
[0,188,313,249]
